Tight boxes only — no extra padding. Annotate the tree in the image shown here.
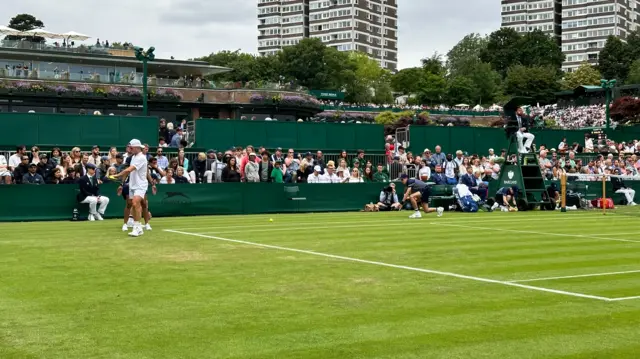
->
[480,28,522,78]
[278,38,351,90]
[626,30,640,63]
[504,65,560,104]
[444,77,476,106]
[416,73,446,105]
[421,53,446,75]
[446,33,488,78]
[598,36,632,82]
[196,50,259,82]
[344,52,392,104]
[391,67,424,95]
[517,30,565,69]
[5,14,45,42]
[561,62,601,89]
[626,59,640,85]
[468,62,502,105]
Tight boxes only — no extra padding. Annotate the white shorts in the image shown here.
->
[131,189,147,198]
[0,171,10,177]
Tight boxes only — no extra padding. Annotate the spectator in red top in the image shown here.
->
[240,145,259,179]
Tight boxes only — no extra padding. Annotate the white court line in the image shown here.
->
[432,223,640,244]
[609,296,640,302]
[198,222,430,234]
[509,269,640,283]
[164,229,612,302]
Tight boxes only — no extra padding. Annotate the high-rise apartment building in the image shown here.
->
[257,0,398,71]
[500,0,639,72]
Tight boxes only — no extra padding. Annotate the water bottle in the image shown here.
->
[72,208,79,221]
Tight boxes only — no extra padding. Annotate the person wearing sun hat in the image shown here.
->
[320,160,340,183]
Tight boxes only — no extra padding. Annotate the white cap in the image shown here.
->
[249,152,256,157]
[314,165,321,172]
[129,139,145,148]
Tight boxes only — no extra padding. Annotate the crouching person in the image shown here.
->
[377,183,402,211]
[400,174,444,219]
[77,163,109,221]
[492,186,519,212]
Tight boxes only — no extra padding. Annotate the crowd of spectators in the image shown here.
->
[537,104,608,129]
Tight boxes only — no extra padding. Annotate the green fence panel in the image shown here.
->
[355,124,384,151]
[0,182,392,222]
[297,123,327,150]
[266,122,298,149]
[326,123,356,151]
[0,113,157,148]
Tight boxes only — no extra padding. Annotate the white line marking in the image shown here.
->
[509,269,640,283]
[608,295,640,302]
[432,223,640,244]
[164,229,613,302]
[197,222,422,234]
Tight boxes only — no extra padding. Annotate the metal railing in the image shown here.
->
[1,39,113,55]
[320,105,501,116]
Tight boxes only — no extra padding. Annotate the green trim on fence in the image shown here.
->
[0,113,158,148]
[0,183,397,222]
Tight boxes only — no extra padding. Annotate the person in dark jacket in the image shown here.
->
[36,154,55,180]
[192,152,207,183]
[61,168,78,184]
[12,155,30,184]
[23,163,44,184]
[221,157,241,182]
[46,168,63,184]
[431,165,447,185]
[77,163,110,221]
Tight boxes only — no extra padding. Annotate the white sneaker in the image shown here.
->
[94,213,104,221]
[122,224,129,232]
[126,218,134,227]
[436,207,444,217]
[88,214,95,221]
[128,226,144,237]
[409,211,422,219]
[501,206,509,212]
[144,223,152,231]
[630,202,637,206]
[491,202,499,211]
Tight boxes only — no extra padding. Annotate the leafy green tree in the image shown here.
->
[416,73,446,105]
[480,28,522,78]
[626,59,640,84]
[561,62,602,89]
[625,30,640,63]
[598,36,632,82]
[391,67,424,95]
[504,65,560,104]
[5,14,45,42]
[444,77,476,106]
[421,53,446,75]
[196,50,259,82]
[446,33,488,78]
[517,30,565,69]
[344,52,392,104]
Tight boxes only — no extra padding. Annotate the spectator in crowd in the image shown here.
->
[320,161,340,183]
[192,153,207,183]
[296,162,312,183]
[160,168,176,184]
[36,154,55,180]
[558,137,567,154]
[88,146,102,166]
[315,151,326,170]
[70,147,82,165]
[98,156,111,179]
[337,159,350,178]
[170,128,183,148]
[346,168,363,183]
[423,149,433,168]
[50,148,62,166]
[487,159,501,181]
[46,168,63,184]
[23,163,44,184]
[107,147,118,163]
[101,167,118,184]
[397,146,408,164]
[28,146,41,165]
[156,148,169,170]
[271,159,284,183]
[362,167,374,182]
[175,167,191,184]
[417,160,430,181]
[12,155,29,184]
[454,150,464,167]
[258,152,273,182]
[374,164,389,182]
[271,148,284,164]
[301,152,315,170]
[539,150,553,179]
[158,137,168,148]
[176,149,192,179]
[148,157,165,182]
[8,145,26,171]
[487,148,497,160]
[307,165,322,183]
[79,153,90,176]
[61,168,77,184]
[353,150,366,167]
[0,153,10,184]
[245,153,260,182]
[113,153,126,172]
[221,157,241,182]
[77,163,109,221]
[432,145,446,166]
[376,183,402,211]
[442,154,458,184]
[431,165,447,185]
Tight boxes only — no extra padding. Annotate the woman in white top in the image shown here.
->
[346,168,364,183]
[418,161,431,181]
[160,168,176,184]
[337,159,350,178]
[0,155,11,184]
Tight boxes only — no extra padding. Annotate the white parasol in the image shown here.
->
[20,29,62,39]
[61,31,91,41]
[0,25,22,36]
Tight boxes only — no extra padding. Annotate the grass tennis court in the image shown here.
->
[2,211,640,358]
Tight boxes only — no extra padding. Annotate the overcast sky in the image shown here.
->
[4,0,500,69]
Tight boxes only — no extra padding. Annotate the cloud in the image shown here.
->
[1,0,500,68]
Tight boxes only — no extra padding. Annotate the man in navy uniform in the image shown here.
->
[511,107,535,154]
[400,174,444,219]
[460,166,487,202]
[77,163,110,221]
